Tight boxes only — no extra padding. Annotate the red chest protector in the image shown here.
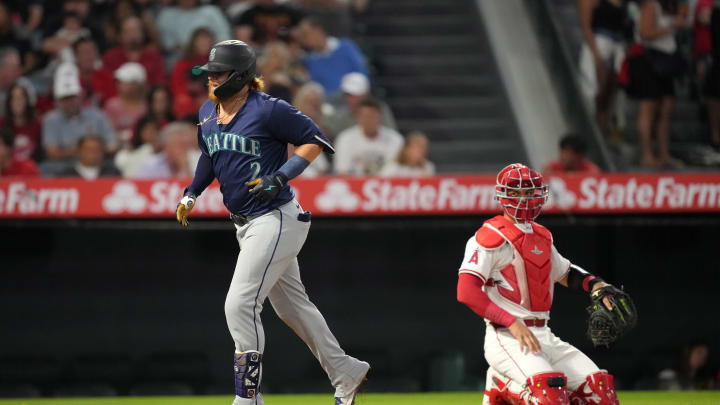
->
[475,215,554,312]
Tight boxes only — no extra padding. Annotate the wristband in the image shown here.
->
[180,195,195,207]
[277,154,310,181]
[567,264,603,292]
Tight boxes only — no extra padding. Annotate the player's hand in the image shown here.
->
[176,195,196,227]
[508,320,542,354]
[591,282,613,311]
[246,173,288,203]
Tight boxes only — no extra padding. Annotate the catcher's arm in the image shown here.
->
[558,264,613,310]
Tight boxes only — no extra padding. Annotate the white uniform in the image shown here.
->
[458,218,601,401]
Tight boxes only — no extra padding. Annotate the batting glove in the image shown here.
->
[176,194,196,227]
[246,173,287,203]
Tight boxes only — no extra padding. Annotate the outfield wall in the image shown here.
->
[0,216,718,395]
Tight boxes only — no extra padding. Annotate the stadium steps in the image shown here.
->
[547,0,718,168]
[387,96,507,120]
[359,0,527,173]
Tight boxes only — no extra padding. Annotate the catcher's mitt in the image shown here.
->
[586,285,637,346]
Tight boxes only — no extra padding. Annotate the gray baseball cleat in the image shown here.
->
[334,363,370,405]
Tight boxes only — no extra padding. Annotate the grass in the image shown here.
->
[0,391,719,405]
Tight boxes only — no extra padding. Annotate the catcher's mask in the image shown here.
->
[192,40,257,99]
[495,163,549,223]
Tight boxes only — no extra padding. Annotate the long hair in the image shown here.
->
[132,114,157,149]
[249,77,265,92]
[3,83,36,128]
[147,85,175,122]
[396,131,429,166]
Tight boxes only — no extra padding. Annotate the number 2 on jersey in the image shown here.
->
[250,162,261,180]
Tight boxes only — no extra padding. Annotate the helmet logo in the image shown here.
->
[209,48,216,61]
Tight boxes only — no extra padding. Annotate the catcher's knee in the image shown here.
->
[570,371,619,405]
[524,372,570,405]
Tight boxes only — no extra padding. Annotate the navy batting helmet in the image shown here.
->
[192,40,257,99]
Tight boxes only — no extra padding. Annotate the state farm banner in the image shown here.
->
[0,174,719,219]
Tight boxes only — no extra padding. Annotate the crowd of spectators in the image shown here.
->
[578,0,720,170]
[0,0,434,180]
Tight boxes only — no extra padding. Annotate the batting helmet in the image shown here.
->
[495,163,549,222]
[192,40,257,99]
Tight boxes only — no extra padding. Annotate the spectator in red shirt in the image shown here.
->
[170,27,214,100]
[73,35,114,106]
[102,15,165,87]
[1,82,41,162]
[173,70,206,121]
[543,134,602,175]
[0,128,39,176]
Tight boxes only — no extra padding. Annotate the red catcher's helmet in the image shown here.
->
[495,163,549,222]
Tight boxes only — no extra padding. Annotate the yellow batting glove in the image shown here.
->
[246,178,262,192]
[176,195,196,227]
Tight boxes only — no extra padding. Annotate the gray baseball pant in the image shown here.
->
[225,199,367,404]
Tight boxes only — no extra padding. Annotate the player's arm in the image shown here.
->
[457,275,541,354]
[177,128,216,227]
[457,274,515,327]
[248,99,334,201]
[293,143,323,162]
[557,264,605,291]
[558,264,616,311]
[457,239,541,353]
[246,143,321,202]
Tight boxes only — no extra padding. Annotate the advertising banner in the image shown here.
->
[1,174,719,218]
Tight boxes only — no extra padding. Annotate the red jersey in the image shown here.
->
[102,46,166,86]
[543,159,601,175]
[694,0,713,59]
[171,57,207,97]
[0,119,41,161]
[1,158,40,176]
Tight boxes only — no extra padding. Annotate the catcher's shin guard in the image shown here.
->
[234,351,262,399]
[569,371,619,405]
[523,372,570,405]
[484,369,516,405]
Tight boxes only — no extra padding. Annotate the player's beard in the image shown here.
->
[208,81,222,104]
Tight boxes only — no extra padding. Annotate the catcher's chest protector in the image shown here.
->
[479,216,553,312]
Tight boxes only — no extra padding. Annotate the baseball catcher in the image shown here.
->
[456,163,637,405]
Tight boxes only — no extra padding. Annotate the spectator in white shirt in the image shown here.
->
[334,97,403,176]
[114,116,161,178]
[380,131,435,177]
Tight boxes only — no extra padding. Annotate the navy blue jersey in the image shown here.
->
[186,91,334,216]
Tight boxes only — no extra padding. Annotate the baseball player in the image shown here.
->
[175,40,369,405]
[456,163,623,405]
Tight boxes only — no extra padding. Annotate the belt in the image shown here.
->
[492,318,546,329]
[230,210,312,227]
[230,213,251,226]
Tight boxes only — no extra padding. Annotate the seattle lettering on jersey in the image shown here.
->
[203,132,261,157]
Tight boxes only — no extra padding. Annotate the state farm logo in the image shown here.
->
[0,182,79,214]
[102,181,147,213]
[546,177,576,209]
[315,180,360,212]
